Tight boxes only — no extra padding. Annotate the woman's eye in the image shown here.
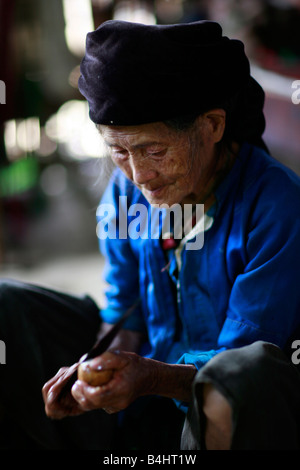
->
[111,148,128,159]
[146,149,166,158]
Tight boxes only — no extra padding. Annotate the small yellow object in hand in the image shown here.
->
[77,362,113,386]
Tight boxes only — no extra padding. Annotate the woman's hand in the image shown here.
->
[42,363,86,419]
[71,350,150,414]
[41,324,144,419]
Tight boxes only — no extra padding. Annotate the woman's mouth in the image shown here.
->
[144,185,167,198]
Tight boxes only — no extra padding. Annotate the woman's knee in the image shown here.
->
[202,382,232,450]
[202,382,232,424]
[184,342,298,450]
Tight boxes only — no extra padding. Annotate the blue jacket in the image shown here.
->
[97,143,300,374]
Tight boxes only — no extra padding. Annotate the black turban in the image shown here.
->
[79,20,266,149]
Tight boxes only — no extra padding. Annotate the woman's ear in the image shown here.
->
[202,109,226,143]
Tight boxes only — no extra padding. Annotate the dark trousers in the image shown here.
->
[0,278,184,450]
[181,341,300,450]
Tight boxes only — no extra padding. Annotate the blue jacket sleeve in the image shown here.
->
[97,170,146,333]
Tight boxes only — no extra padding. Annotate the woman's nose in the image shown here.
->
[131,161,158,185]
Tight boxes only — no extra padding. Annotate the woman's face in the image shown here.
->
[100,117,221,207]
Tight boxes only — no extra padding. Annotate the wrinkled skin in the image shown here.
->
[42,362,84,419]
[42,351,144,418]
[99,113,226,207]
[42,329,147,419]
[71,351,150,415]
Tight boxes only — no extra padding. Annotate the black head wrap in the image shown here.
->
[79,20,266,149]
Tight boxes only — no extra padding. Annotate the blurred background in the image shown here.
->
[0,0,300,306]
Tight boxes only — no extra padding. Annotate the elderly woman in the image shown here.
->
[1,20,300,450]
